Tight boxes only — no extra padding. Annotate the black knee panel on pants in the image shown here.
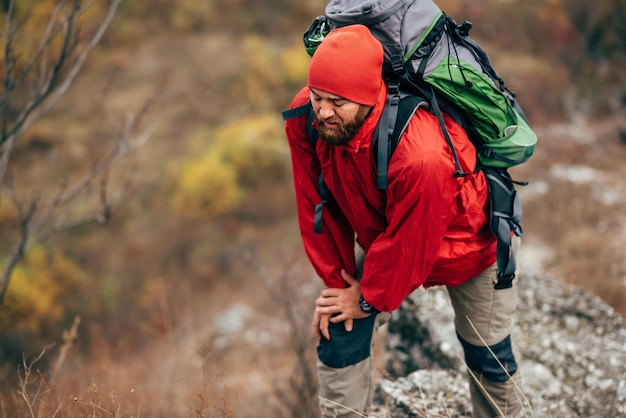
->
[457,333,518,382]
[317,314,377,368]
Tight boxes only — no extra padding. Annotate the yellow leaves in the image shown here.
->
[280,43,310,87]
[169,0,214,32]
[238,35,311,106]
[172,113,288,219]
[2,0,109,81]
[213,113,287,185]
[174,150,241,219]
[0,247,88,333]
[240,35,284,107]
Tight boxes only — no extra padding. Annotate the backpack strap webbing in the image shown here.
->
[482,167,524,289]
[283,101,328,234]
[375,82,402,189]
[282,101,319,145]
[422,85,469,178]
[282,103,310,120]
[373,85,428,190]
[390,56,469,179]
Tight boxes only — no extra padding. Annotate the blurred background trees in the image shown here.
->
[0,0,158,371]
[0,0,625,416]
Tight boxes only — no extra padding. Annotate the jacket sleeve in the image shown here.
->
[360,112,471,312]
[285,88,356,288]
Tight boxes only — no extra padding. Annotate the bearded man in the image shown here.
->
[284,25,522,418]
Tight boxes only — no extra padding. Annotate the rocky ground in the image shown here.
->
[375,268,626,417]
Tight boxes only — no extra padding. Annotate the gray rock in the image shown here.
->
[376,271,626,417]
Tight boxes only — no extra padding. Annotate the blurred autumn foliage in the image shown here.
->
[0,248,89,341]
[0,0,625,416]
[173,114,289,219]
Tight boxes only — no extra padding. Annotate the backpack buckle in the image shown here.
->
[494,271,515,290]
[387,80,400,95]
[390,55,406,78]
[458,20,472,37]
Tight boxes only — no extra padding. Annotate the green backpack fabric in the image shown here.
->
[426,56,536,169]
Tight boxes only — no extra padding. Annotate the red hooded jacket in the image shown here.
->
[285,85,497,312]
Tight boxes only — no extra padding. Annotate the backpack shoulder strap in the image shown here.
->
[282,101,319,147]
[282,101,327,233]
[375,83,401,190]
[373,83,434,190]
[389,94,428,153]
[282,103,310,120]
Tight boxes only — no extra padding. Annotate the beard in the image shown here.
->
[316,105,371,147]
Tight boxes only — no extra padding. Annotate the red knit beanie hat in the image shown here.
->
[308,25,383,106]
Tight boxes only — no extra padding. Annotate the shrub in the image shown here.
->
[280,43,311,88]
[172,113,289,220]
[0,247,91,370]
[239,35,284,109]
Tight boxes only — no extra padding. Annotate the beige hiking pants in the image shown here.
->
[447,262,523,418]
[317,244,523,418]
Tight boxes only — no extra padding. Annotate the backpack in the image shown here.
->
[283,0,536,289]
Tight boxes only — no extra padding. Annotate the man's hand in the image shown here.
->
[314,269,372,339]
[312,310,332,340]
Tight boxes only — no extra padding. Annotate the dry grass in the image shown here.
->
[1,239,317,417]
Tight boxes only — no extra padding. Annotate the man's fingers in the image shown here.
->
[320,287,341,298]
[328,315,353,332]
[341,269,359,286]
[312,310,321,339]
[314,311,332,340]
[320,314,331,340]
[329,313,344,323]
[315,304,341,316]
[315,294,336,307]
[344,318,353,332]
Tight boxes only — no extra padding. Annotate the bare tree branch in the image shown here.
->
[51,315,81,381]
[0,0,122,183]
[0,88,159,303]
[0,0,160,304]
[0,183,38,302]
[9,3,63,94]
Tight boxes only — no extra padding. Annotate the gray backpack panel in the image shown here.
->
[325,0,441,65]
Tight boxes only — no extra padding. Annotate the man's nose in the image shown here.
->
[318,103,335,119]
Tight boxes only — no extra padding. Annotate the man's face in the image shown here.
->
[310,88,371,147]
